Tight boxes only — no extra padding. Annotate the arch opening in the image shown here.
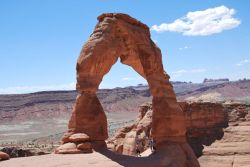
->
[98,58,151,138]
[99,58,147,90]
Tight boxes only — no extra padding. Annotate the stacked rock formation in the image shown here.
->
[107,103,153,155]
[58,13,200,166]
[107,102,228,157]
[55,133,92,154]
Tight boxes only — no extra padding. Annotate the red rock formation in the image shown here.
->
[182,102,228,156]
[225,103,250,123]
[68,13,186,142]
[55,133,93,154]
[60,13,199,166]
[108,102,228,157]
[0,151,10,161]
[199,103,250,167]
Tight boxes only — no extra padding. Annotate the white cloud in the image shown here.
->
[151,6,241,36]
[236,59,249,66]
[173,69,188,74]
[121,77,134,81]
[191,68,206,73]
[179,46,191,50]
[0,82,76,94]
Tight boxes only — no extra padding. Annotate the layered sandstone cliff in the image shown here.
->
[107,102,250,166]
[107,102,228,156]
[199,103,250,167]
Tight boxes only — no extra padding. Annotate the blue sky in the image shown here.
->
[0,0,249,94]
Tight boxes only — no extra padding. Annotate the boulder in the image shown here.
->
[55,143,82,154]
[0,151,10,161]
[68,133,90,143]
[0,147,33,158]
[77,142,92,153]
[62,131,74,144]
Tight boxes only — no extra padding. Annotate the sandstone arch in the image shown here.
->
[59,13,200,167]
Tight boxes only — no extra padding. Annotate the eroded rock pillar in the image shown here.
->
[68,93,108,141]
[136,43,186,146]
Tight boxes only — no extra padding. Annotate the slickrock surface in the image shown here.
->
[198,104,250,167]
[199,121,250,167]
[1,120,250,167]
[0,148,196,167]
[61,13,199,166]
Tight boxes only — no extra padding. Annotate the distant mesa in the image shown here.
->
[203,78,229,83]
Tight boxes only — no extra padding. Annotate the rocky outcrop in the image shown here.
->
[107,102,228,157]
[0,147,33,158]
[225,103,250,123]
[0,151,10,161]
[60,13,199,166]
[199,103,250,167]
[55,133,93,154]
[107,103,152,155]
[107,102,250,166]
[199,122,250,167]
[182,102,228,156]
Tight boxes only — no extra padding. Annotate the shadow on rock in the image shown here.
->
[94,142,200,167]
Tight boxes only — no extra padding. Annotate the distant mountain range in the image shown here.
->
[0,79,249,124]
